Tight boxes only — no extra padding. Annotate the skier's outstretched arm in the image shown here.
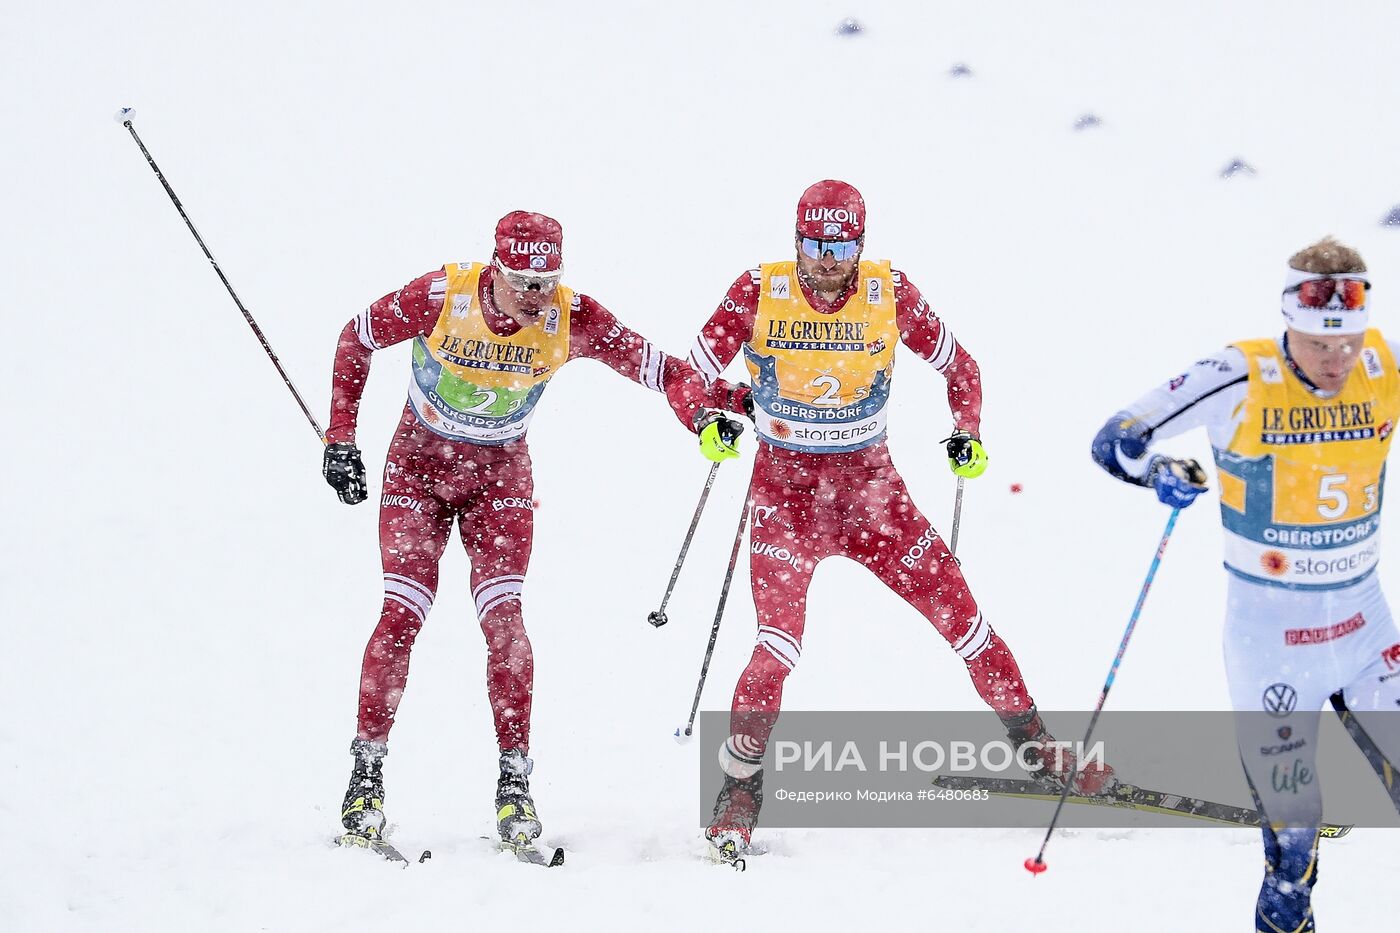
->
[661,270,759,433]
[566,294,674,390]
[1091,349,1246,506]
[568,294,748,429]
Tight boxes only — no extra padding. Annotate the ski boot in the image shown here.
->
[1003,707,1117,796]
[495,748,543,845]
[705,769,763,868]
[336,738,409,862]
[341,738,387,838]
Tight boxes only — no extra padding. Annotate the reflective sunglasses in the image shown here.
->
[799,236,863,262]
[494,257,561,294]
[1284,277,1370,310]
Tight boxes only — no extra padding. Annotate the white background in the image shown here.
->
[3,1,1398,929]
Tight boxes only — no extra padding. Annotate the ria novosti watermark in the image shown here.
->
[696,710,1400,829]
[772,737,1103,776]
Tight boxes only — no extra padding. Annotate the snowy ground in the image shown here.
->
[5,1,1400,929]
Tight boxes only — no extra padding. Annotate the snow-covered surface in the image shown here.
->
[5,2,1399,929]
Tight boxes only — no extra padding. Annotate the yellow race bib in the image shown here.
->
[744,260,898,452]
[407,262,572,444]
[1214,331,1399,589]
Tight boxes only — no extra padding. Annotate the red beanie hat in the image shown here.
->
[494,211,564,273]
[795,180,865,240]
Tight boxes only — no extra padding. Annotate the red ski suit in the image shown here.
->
[329,265,701,752]
[665,266,1035,773]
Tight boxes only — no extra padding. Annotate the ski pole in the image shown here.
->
[115,107,326,443]
[1025,507,1181,875]
[948,476,966,556]
[649,461,721,627]
[677,494,750,742]
[1329,692,1400,809]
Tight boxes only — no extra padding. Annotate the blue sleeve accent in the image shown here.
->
[1091,412,1153,486]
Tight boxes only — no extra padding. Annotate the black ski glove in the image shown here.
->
[323,442,368,505]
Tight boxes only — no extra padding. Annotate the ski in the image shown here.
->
[336,832,412,866]
[489,834,565,867]
[931,776,1352,837]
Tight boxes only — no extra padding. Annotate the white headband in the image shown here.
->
[1280,265,1371,336]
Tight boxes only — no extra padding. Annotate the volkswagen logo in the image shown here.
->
[1262,683,1298,717]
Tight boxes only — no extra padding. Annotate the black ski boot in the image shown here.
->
[340,737,388,841]
[494,748,543,843]
[705,769,764,858]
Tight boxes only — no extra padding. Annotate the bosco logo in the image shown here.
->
[900,527,939,569]
[530,255,547,270]
[822,221,842,237]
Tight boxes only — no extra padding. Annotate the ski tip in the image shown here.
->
[418,849,432,863]
[1024,856,1047,875]
[549,847,565,867]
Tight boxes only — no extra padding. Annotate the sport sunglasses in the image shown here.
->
[1284,277,1370,310]
[799,236,863,262]
[493,257,561,293]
